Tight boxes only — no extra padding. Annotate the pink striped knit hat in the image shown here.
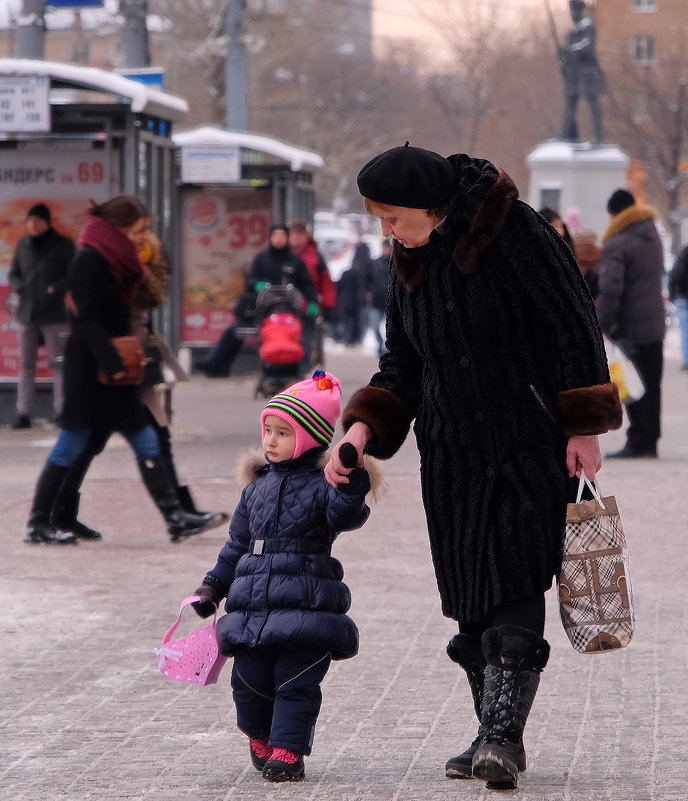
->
[261,370,342,459]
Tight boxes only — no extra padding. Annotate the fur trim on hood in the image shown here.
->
[391,160,519,291]
[234,447,384,499]
[602,204,658,244]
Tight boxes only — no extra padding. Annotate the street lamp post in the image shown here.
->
[15,0,46,59]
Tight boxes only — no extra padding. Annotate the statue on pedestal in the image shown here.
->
[557,0,606,144]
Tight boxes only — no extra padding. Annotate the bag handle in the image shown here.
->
[161,595,218,646]
[575,472,606,510]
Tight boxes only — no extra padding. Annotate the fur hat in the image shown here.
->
[261,369,342,459]
[357,142,455,209]
[606,189,635,216]
[27,203,51,224]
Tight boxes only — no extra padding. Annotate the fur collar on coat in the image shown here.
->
[601,204,658,244]
[392,155,520,291]
[235,447,383,498]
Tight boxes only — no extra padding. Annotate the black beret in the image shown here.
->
[357,143,455,209]
[606,189,635,216]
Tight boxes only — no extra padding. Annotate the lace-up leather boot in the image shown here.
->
[472,625,549,789]
[444,633,486,778]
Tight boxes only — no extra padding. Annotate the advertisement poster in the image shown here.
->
[0,146,112,380]
[180,186,272,345]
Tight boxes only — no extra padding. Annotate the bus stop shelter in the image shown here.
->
[0,59,188,425]
[172,125,323,365]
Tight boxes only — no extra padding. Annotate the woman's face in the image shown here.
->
[122,217,151,250]
[550,216,566,238]
[370,204,440,248]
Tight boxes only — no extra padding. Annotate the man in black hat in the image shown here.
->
[598,189,665,458]
[199,224,317,377]
[560,0,606,143]
[8,204,76,428]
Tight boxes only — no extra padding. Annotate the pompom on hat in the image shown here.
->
[261,370,342,459]
[356,142,455,210]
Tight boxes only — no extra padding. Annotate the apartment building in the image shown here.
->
[593,0,688,68]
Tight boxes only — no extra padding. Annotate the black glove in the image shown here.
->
[339,442,359,469]
[338,467,371,495]
[191,576,227,618]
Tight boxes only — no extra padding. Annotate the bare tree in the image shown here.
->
[604,44,688,251]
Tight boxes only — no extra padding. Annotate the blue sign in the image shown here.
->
[47,1,105,7]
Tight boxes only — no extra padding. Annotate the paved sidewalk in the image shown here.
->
[1,334,687,801]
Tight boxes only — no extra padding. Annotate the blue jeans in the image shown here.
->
[675,297,688,366]
[48,425,160,466]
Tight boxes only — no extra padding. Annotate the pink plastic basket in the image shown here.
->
[155,596,228,686]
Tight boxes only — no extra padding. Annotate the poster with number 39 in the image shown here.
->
[179,186,272,346]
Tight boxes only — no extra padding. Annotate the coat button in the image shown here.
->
[474,412,485,423]
[446,300,455,312]
[459,356,469,368]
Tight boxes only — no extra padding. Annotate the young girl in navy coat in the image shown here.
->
[191,370,373,782]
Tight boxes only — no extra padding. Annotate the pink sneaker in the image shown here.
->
[249,737,272,771]
[262,747,305,782]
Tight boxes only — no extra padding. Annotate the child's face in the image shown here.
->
[262,415,296,462]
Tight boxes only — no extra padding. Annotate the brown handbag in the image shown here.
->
[98,336,146,386]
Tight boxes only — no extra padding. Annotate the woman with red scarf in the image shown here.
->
[22,195,215,545]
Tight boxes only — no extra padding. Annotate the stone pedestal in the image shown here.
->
[526,141,629,239]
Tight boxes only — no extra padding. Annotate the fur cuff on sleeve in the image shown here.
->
[342,386,412,460]
[556,383,623,437]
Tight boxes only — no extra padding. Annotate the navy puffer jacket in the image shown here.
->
[207,449,370,660]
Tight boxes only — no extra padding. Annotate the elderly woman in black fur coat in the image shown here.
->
[324,144,622,790]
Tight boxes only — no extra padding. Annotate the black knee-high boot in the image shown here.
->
[155,423,229,531]
[471,625,549,789]
[51,489,102,540]
[137,456,218,542]
[24,463,78,545]
[445,633,497,778]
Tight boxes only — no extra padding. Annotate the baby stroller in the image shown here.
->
[253,285,305,398]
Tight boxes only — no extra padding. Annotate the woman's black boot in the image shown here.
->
[137,457,218,542]
[51,489,103,540]
[156,426,229,532]
[444,633,485,779]
[471,625,549,789]
[176,484,229,531]
[23,463,78,545]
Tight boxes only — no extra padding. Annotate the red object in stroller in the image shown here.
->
[253,285,305,398]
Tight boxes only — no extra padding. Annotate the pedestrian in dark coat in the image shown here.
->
[22,196,215,546]
[598,189,665,459]
[8,203,75,428]
[48,231,228,542]
[668,244,688,369]
[364,238,392,355]
[191,371,373,783]
[324,145,622,789]
[199,224,318,377]
[336,243,370,345]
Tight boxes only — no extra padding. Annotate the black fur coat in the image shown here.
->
[343,154,621,624]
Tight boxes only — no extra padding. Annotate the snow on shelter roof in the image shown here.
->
[0,58,188,122]
[173,125,324,172]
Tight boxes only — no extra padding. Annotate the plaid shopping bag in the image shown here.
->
[558,474,634,654]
